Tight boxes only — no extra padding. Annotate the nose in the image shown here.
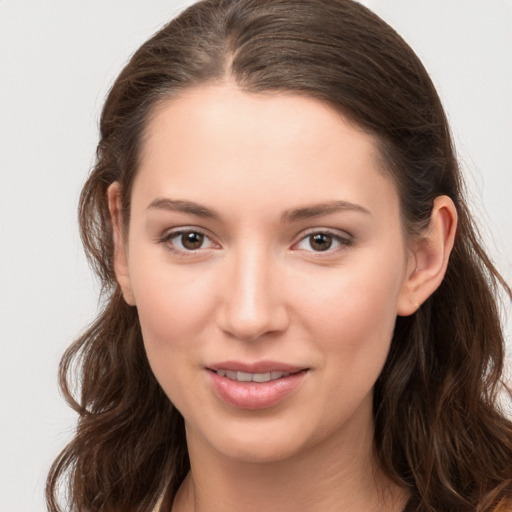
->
[216,247,290,342]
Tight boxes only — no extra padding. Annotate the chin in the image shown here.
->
[187,416,315,465]
[216,436,306,464]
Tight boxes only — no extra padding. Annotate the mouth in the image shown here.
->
[206,362,309,410]
[212,369,294,383]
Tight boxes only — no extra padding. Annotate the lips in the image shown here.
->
[206,361,309,410]
[215,369,291,383]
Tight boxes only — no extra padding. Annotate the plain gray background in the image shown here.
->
[1,1,511,511]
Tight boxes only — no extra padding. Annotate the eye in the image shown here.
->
[161,229,217,253]
[294,231,352,253]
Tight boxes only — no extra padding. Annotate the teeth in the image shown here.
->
[216,370,290,382]
[252,372,271,383]
[237,371,253,382]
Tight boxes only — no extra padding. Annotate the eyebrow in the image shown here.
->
[281,200,371,222]
[146,198,370,223]
[146,198,221,221]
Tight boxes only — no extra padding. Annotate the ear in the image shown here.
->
[397,195,458,316]
[107,182,136,306]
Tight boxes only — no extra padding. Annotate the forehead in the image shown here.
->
[134,84,399,220]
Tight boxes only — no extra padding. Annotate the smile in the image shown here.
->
[207,363,309,409]
[214,370,291,382]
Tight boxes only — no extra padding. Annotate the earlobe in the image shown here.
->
[107,182,136,306]
[397,195,458,316]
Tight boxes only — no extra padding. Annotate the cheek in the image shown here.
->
[129,258,218,354]
[294,254,404,371]
[129,264,219,411]
[296,268,402,425]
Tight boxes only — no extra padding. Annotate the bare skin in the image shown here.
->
[109,83,457,512]
[171,399,408,512]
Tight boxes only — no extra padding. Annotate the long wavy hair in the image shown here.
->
[46,1,512,511]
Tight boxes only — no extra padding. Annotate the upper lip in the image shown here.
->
[206,361,308,374]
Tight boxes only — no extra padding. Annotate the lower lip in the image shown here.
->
[208,370,308,410]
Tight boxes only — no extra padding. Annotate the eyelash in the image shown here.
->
[159,228,217,256]
[293,229,354,254]
[158,228,354,256]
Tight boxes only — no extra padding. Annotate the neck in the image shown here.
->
[171,402,408,512]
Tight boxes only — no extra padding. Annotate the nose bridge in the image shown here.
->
[218,242,287,341]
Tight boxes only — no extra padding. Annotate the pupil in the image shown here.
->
[182,232,203,250]
[310,233,332,251]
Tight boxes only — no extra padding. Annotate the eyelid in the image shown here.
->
[291,228,354,253]
[158,226,220,254]
[157,226,353,255]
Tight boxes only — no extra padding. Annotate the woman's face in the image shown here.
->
[116,84,416,463]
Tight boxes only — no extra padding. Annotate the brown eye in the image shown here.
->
[294,230,352,254]
[180,231,204,250]
[309,233,333,251]
[160,229,217,254]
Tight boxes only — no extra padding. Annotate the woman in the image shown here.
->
[46,1,512,511]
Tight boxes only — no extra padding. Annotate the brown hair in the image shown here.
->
[46,1,512,511]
